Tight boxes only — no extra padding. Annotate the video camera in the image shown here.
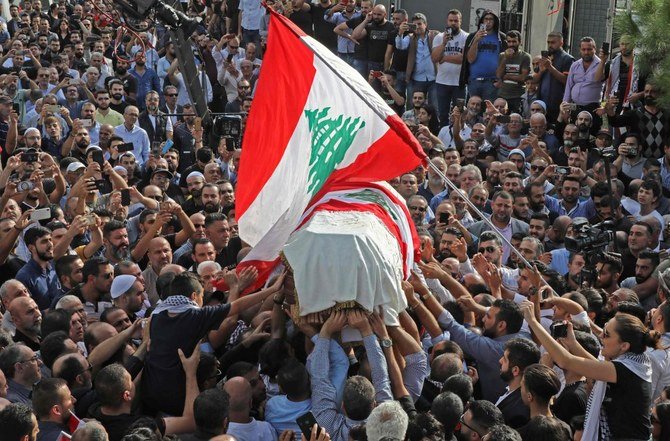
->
[213,114,243,148]
[565,218,614,253]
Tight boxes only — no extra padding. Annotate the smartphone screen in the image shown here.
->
[92,150,104,167]
[120,188,131,206]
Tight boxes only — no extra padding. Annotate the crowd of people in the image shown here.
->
[0,0,668,441]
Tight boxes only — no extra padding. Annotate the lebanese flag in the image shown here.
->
[236,9,426,288]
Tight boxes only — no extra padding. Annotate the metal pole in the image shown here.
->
[426,160,535,270]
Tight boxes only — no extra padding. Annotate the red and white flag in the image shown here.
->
[236,9,426,287]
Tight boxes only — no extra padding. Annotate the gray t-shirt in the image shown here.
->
[498,50,532,99]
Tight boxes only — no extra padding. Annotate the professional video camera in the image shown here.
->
[565,218,614,253]
[565,218,618,288]
[213,115,243,148]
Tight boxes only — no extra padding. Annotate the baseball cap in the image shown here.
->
[66,162,86,173]
[596,129,613,139]
[110,275,137,299]
[152,168,174,179]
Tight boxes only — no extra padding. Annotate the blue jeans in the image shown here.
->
[435,83,465,126]
[394,71,407,98]
[468,78,498,102]
[408,79,438,111]
[338,52,354,66]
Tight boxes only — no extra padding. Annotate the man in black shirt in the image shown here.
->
[311,0,337,51]
[350,4,394,77]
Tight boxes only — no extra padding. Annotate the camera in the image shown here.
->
[565,219,614,253]
[555,166,570,175]
[17,181,34,192]
[407,23,417,33]
[213,115,242,145]
[627,147,638,157]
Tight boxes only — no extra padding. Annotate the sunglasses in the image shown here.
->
[165,93,178,97]
[409,205,427,212]
[531,165,546,171]
[478,246,497,253]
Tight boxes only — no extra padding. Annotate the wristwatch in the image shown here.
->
[380,338,393,348]
[273,294,283,305]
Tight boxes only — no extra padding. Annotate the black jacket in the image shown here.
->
[139,110,171,144]
[497,388,530,429]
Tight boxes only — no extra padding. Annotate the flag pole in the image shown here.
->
[427,161,536,271]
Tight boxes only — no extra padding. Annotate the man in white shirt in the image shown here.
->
[430,9,467,125]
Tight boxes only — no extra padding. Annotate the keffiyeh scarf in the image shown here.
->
[582,352,651,441]
[151,295,199,316]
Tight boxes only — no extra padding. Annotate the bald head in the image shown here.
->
[52,352,88,379]
[8,297,37,319]
[85,321,117,353]
[160,264,186,275]
[223,376,252,413]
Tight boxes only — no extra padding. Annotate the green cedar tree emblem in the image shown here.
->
[304,107,366,194]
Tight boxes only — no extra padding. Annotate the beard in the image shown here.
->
[116,67,127,75]
[190,189,202,199]
[76,139,90,149]
[428,175,443,186]
[111,243,130,260]
[136,61,145,67]
[583,55,594,62]
[635,274,650,284]
[499,367,514,383]
[37,249,53,261]
[644,96,657,106]
[204,203,220,213]
[112,93,123,101]
[578,123,590,133]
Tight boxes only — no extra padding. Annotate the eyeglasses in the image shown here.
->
[478,246,497,253]
[75,362,93,377]
[459,415,481,436]
[208,368,222,380]
[165,93,178,97]
[20,354,40,364]
[409,205,427,212]
[531,165,546,171]
[238,85,251,90]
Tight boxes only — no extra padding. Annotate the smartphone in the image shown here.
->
[31,207,51,222]
[151,141,161,158]
[370,70,383,79]
[497,115,511,123]
[601,42,610,53]
[11,102,19,114]
[20,151,38,162]
[296,412,320,437]
[80,119,93,128]
[568,103,578,111]
[455,98,465,112]
[439,212,450,223]
[117,142,134,153]
[120,188,131,206]
[226,53,234,62]
[550,322,568,339]
[94,179,106,190]
[91,149,104,167]
[540,50,549,58]
[161,139,174,154]
[407,23,417,33]
[556,166,570,175]
[479,23,486,31]
[46,104,60,114]
[83,213,96,226]
[194,117,202,131]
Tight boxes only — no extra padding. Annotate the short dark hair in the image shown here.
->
[504,338,541,372]
[204,212,228,228]
[40,331,72,370]
[441,373,474,405]
[95,363,129,407]
[83,256,109,282]
[486,425,522,441]
[632,221,653,236]
[521,364,560,404]
[193,389,229,433]
[597,252,623,275]
[24,226,51,247]
[52,353,85,387]
[638,249,660,268]
[342,376,375,420]
[469,400,504,432]
[406,412,445,440]
[523,415,572,441]
[530,213,550,228]
[641,178,662,198]
[277,359,310,398]
[507,30,521,40]
[41,309,71,336]
[139,208,158,224]
[55,255,81,280]
[103,219,126,238]
[0,404,36,440]
[493,299,524,334]
[167,272,202,298]
[431,391,464,434]
[32,378,68,419]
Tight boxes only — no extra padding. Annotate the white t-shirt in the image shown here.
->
[433,29,468,86]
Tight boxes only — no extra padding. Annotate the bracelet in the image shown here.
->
[410,302,421,309]
[421,293,431,301]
